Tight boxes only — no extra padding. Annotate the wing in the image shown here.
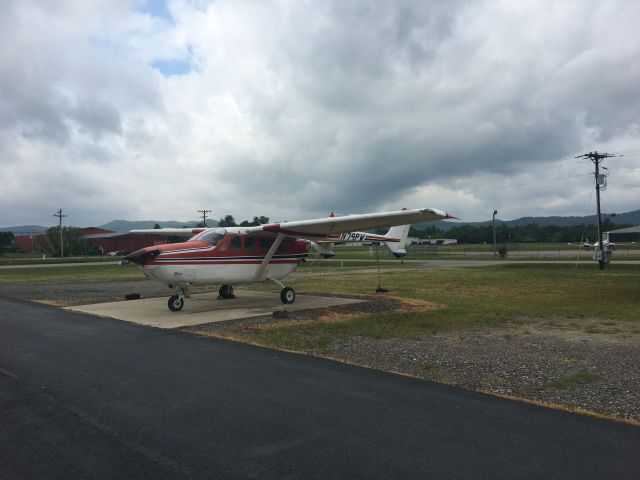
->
[129,228,205,237]
[244,208,456,239]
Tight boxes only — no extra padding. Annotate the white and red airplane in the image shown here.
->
[122,207,455,311]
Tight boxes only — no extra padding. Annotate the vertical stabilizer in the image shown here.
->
[384,224,410,258]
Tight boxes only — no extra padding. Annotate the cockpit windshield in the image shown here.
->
[189,229,226,246]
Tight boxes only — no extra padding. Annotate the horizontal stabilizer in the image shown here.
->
[309,241,336,258]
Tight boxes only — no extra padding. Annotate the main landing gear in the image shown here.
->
[267,278,295,304]
[166,281,295,311]
[280,287,295,304]
[218,284,235,299]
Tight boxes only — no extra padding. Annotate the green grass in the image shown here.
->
[535,371,601,391]
[420,361,440,373]
[0,253,119,266]
[243,263,640,350]
[0,263,146,283]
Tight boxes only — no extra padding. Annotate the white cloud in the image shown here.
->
[1,0,639,228]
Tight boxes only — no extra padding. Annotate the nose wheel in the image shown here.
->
[168,294,184,311]
[167,284,190,312]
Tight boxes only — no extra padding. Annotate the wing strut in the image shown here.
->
[254,233,285,281]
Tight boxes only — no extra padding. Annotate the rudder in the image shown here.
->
[383,224,410,258]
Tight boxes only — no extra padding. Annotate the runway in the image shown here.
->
[1,296,639,479]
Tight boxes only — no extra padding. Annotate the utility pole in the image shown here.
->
[197,209,212,227]
[492,210,498,256]
[53,209,67,258]
[575,151,619,270]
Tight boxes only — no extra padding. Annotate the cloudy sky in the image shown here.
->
[2,0,639,228]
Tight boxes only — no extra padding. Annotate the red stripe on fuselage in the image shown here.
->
[146,259,301,266]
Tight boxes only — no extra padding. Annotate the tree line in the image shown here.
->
[409,217,629,244]
[208,215,270,228]
[0,231,15,254]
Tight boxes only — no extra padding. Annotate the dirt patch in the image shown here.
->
[35,299,73,307]
[183,294,407,336]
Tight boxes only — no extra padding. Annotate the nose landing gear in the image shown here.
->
[167,284,191,312]
[168,294,184,311]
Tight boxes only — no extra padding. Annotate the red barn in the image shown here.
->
[11,228,171,255]
[83,228,170,254]
[13,235,39,253]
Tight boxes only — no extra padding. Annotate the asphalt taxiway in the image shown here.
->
[1,296,639,479]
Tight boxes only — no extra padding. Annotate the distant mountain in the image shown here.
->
[0,225,48,234]
[1,220,217,235]
[3,210,638,235]
[419,209,640,231]
[98,219,217,232]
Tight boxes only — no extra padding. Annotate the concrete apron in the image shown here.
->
[65,290,364,329]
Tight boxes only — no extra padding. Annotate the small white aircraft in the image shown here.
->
[569,236,619,250]
[122,207,455,311]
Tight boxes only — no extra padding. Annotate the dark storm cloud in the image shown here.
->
[70,98,123,139]
[1,0,639,227]
[213,0,639,217]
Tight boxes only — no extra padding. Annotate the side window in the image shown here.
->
[277,239,287,253]
[231,236,242,252]
[245,236,255,253]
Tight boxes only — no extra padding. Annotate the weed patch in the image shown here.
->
[536,371,601,391]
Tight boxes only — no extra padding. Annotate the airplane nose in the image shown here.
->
[122,248,161,265]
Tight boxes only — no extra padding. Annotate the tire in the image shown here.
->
[280,287,295,304]
[168,294,184,311]
[219,285,234,299]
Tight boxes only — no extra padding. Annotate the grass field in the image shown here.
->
[0,253,121,266]
[0,263,145,283]
[239,263,640,350]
